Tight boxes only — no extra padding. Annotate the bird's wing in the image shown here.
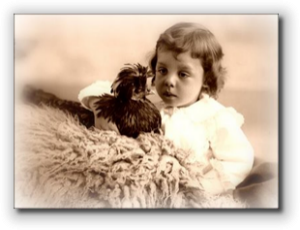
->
[78,80,112,110]
[88,96,120,134]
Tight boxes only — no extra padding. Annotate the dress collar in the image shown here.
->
[161,94,223,123]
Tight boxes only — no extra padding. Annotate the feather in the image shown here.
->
[93,63,161,138]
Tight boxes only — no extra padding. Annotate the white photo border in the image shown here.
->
[1,0,299,229]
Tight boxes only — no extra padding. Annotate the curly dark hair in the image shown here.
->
[149,22,226,98]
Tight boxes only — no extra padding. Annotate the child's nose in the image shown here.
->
[165,73,176,88]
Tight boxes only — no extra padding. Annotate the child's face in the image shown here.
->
[155,50,204,107]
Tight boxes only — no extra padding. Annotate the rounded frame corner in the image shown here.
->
[277,1,299,27]
[277,204,299,229]
[1,205,22,229]
[1,1,22,23]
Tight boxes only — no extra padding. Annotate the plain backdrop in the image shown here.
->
[15,14,278,162]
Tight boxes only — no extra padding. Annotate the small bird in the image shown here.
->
[87,63,162,138]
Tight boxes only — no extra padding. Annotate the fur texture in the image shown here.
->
[15,103,245,208]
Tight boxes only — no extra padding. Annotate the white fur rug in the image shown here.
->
[15,103,245,209]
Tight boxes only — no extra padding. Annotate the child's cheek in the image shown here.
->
[155,78,162,94]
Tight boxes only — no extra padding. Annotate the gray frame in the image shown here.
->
[1,0,299,229]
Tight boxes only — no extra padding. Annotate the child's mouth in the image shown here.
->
[163,92,177,97]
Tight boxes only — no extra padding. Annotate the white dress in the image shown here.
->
[78,80,113,110]
[160,94,254,194]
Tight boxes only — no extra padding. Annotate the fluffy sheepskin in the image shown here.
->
[15,104,245,209]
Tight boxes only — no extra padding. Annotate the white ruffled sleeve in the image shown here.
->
[78,80,112,110]
[208,107,254,192]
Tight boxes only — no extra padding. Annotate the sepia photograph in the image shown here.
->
[14,14,278,209]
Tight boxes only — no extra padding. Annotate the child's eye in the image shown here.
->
[179,72,189,78]
[156,68,167,76]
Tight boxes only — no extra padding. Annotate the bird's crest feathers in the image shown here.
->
[111,63,152,98]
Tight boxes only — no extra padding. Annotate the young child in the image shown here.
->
[149,22,254,195]
[78,22,254,196]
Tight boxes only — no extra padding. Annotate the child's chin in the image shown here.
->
[163,101,179,107]
[162,97,191,108]
[164,101,195,108]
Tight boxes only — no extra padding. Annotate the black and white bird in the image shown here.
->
[84,63,162,138]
